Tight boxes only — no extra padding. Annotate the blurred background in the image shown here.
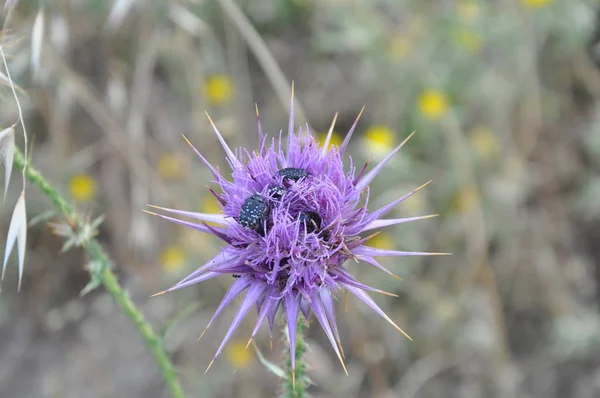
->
[1,0,600,397]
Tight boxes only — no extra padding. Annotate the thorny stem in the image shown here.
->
[283,318,308,398]
[12,147,186,398]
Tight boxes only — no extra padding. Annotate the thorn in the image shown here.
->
[205,359,215,374]
[337,335,346,360]
[399,130,416,148]
[150,290,167,298]
[416,180,433,192]
[204,110,216,126]
[362,231,381,242]
[270,338,273,351]
[206,185,227,206]
[340,105,366,155]
[390,273,402,281]
[146,204,167,211]
[393,323,413,341]
[246,337,253,349]
[197,328,208,341]
[142,209,160,216]
[322,112,339,152]
[373,289,399,298]
[292,370,296,389]
[335,349,348,376]
[181,133,194,148]
[255,102,260,116]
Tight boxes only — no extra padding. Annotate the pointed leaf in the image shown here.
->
[2,191,27,291]
[253,342,286,379]
[31,10,45,75]
[0,124,16,200]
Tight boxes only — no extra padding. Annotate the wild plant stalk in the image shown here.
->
[284,318,308,398]
[11,146,186,398]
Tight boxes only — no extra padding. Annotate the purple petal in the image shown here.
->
[310,294,347,374]
[319,288,343,357]
[300,296,311,319]
[182,135,222,180]
[361,215,438,232]
[355,132,415,193]
[164,270,222,293]
[357,255,400,279]
[344,284,412,340]
[204,278,252,331]
[287,83,295,157]
[147,206,231,225]
[339,106,365,156]
[267,299,281,339]
[353,161,369,186]
[250,296,277,340]
[352,245,448,258]
[331,268,397,297]
[205,111,242,169]
[363,181,432,224]
[173,252,236,288]
[283,292,301,372]
[202,222,233,244]
[146,211,213,234]
[212,282,267,359]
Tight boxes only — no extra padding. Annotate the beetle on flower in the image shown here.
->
[146,86,446,375]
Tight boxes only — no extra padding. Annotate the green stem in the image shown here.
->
[283,318,308,398]
[13,147,185,398]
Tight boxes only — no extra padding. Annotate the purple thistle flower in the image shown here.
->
[147,88,445,374]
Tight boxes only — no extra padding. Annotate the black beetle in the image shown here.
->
[298,210,322,234]
[267,186,286,201]
[278,168,309,182]
[238,194,269,236]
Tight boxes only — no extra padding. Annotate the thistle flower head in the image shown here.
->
[148,89,443,373]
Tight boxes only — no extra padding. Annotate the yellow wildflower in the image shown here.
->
[470,126,498,159]
[407,16,428,37]
[368,232,395,250]
[453,185,480,213]
[418,90,448,120]
[226,340,253,368]
[457,1,480,22]
[204,75,234,106]
[160,245,188,273]
[317,130,343,151]
[521,0,552,7]
[363,125,395,159]
[389,35,413,60]
[157,153,188,181]
[455,28,483,54]
[69,174,97,203]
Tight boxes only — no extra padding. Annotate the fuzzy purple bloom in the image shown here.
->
[148,91,443,373]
